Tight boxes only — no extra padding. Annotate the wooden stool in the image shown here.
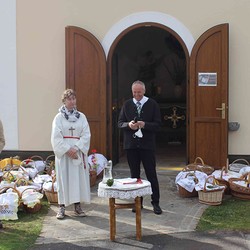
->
[109,196,141,241]
[98,178,152,241]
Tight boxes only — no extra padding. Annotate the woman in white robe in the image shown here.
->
[51,89,91,219]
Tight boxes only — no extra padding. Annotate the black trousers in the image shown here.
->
[126,148,160,204]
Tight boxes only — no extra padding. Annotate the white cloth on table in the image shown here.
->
[98,178,152,199]
[51,111,91,206]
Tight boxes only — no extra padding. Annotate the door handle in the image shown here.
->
[216,103,226,119]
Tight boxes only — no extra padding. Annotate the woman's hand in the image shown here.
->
[66,147,78,159]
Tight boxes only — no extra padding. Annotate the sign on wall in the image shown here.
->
[198,72,217,86]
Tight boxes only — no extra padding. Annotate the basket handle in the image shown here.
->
[2,171,15,182]
[18,165,29,175]
[194,157,205,166]
[220,166,226,179]
[14,177,29,188]
[44,155,55,175]
[185,172,198,184]
[2,162,19,171]
[51,176,56,192]
[29,155,44,161]
[231,158,250,165]
[45,154,55,162]
[242,172,250,187]
[0,186,21,198]
[203,175,217,192]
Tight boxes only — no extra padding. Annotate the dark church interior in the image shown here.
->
[112,26,187,162]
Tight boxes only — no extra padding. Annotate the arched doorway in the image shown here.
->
[65,20,228,168]
[107,24,189,165]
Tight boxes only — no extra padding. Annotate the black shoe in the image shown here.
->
[151,202,162,215]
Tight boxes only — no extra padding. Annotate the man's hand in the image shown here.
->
[137,121,145,129]
[128,120,138,130]
[129,120,145,130]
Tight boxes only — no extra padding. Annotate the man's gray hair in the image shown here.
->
[131,80,145,90]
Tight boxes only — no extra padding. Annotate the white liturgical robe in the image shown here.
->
[51,111,91,206]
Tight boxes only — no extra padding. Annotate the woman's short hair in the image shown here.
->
[61,89,76,103]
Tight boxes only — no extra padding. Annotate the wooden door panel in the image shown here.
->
[65,26,107,155]
[195,122,221,167]
[189,24,229,168]
[195,32,223,118]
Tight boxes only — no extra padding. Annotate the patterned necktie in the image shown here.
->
[136,101,142,115]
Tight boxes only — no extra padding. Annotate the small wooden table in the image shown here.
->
[98,178,152,241]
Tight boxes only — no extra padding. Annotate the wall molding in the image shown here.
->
[102,11,195,57]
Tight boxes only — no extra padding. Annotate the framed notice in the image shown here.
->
[198,73,217,86]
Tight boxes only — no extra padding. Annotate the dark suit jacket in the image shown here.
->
[118,98,161,150]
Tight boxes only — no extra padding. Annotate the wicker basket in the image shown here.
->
[178,172,198,198]
[90,170,97,187]
[44,176,58,203]
[23,202,42,213]
[229,173,250,200]
[198,176,225,205]
[186,157,214,175]
[18,185,43,211]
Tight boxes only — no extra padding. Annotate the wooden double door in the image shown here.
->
[65,23,229,169]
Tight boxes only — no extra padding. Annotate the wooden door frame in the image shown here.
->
[106,22,189,161]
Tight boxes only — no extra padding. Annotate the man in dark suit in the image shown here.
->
[118,80,162,215]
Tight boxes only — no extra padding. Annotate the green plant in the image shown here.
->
[106,178,114,187]
[196,197,250,231]
[0,197,49,250]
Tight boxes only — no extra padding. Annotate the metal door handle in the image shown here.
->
[216,103,226,119]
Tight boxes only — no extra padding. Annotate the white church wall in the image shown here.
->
[0,0,18,150]
[3,0,248,154]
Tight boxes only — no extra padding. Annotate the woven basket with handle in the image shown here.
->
[198,176,225,205]
[44,176,58,203]
[178,172,198,198]
[229,172,250,200]
[185,157,214,175]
